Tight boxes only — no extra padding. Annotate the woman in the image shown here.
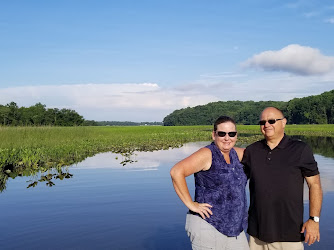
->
[170,116,249,250]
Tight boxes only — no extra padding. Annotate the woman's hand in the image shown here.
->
[189,202,213,219]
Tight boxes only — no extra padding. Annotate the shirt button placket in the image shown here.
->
[267,151,272,162]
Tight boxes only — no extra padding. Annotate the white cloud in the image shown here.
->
[325,17,334,23]
[0,83,219,122]
[241,44,334,75]
[199,72,246,78]
[303,11,319,18]
[73,141,208,170]
[0,72,333,122]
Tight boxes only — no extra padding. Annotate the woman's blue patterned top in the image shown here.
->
[191,142,248,237]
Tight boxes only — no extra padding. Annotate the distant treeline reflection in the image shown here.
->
[292,136,334,159]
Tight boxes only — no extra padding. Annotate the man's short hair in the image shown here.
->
[260,107,285,119]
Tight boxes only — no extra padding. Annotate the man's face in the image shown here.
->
[259,108,286,139]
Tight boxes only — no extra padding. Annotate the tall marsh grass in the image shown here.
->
[0,124,333,170]
[0,126,209,170]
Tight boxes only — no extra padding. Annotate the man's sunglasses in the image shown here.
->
[259,118,284,126]
[216,131,237,137]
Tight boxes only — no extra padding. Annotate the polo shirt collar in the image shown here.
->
[260,133,289,149]
[276,134,289,149]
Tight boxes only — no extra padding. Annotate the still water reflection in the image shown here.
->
[0,139,333,250]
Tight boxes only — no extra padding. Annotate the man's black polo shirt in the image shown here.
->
[242,134,319,243]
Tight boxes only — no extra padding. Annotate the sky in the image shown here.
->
[1,0,334,122]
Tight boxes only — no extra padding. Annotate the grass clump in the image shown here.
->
[0,124,333,170]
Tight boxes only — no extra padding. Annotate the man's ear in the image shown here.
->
[282,118,287,128]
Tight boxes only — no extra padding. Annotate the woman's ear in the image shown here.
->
[211,131,216,141]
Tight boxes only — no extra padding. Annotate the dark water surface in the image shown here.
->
[0,140,333,250]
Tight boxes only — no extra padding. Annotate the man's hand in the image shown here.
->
[301,219,320,246]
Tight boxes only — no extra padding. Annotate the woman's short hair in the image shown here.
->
[213,116,236,131]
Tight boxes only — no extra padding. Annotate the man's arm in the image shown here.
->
[241,147,250,179]
[301,174,323,246]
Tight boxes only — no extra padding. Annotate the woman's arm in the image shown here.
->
[170,147,213,219]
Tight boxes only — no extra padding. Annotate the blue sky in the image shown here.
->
[1,0,334,122]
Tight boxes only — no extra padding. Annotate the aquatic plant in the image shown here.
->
[0,124,333,191]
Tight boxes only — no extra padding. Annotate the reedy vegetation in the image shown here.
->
[0,125,333,192]
[1,125,333,170]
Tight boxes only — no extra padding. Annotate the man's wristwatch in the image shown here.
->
[309,216,320,222]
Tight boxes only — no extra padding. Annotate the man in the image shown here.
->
[242,107,323,250]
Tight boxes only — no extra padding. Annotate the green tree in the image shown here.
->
[0,105,10,125]
[6,102,20,125]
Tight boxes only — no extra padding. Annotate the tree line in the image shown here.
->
[0,102,84,126]
[0,102,163,127]
[1,89,332,126]
[163,89,334,125]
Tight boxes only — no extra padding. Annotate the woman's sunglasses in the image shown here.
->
[259,118,284,126]
[216,131,237,137]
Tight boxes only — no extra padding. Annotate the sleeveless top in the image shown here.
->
[191,142,248,236]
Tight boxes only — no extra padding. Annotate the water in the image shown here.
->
[0,140,333,250]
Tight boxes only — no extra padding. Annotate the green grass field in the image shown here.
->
[0,124,333,170]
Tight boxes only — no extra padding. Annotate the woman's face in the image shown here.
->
[212,121,237,153]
